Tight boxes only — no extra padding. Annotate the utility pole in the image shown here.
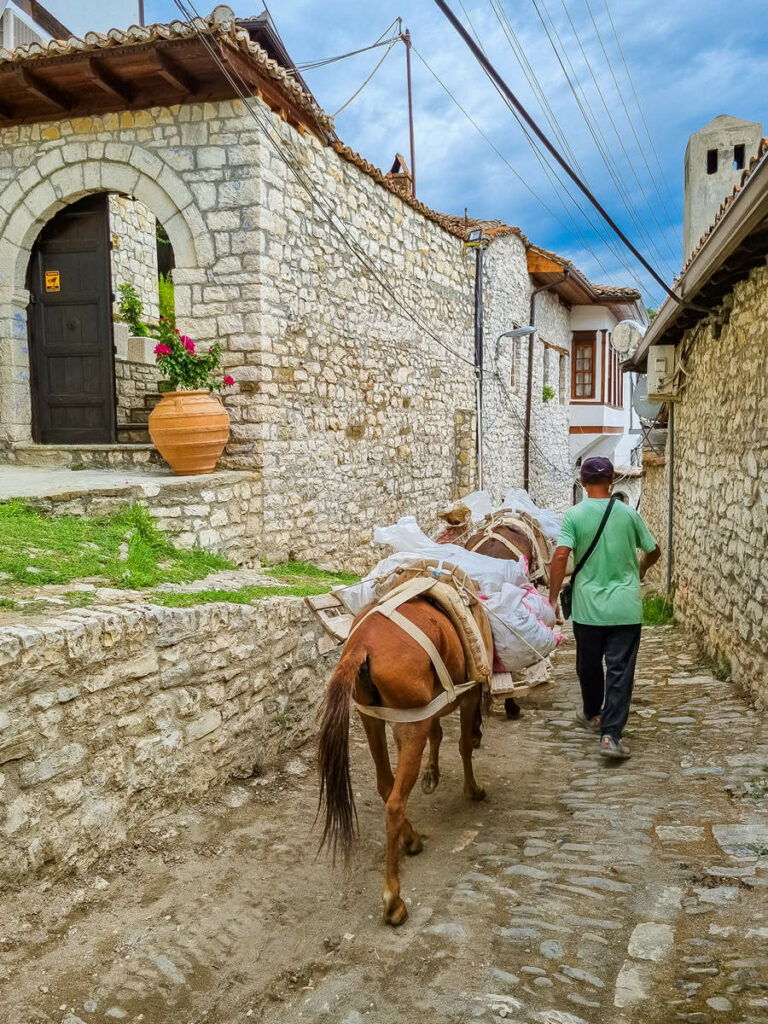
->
[400,29,416,197]
[474,240,484,489]
[138,0,145,27]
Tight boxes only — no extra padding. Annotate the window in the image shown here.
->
[707,148,718,175]
[607,344,623,408]
[572,338,595,398]
[734,143,745,171]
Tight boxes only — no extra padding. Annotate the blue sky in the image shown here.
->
[48,0,768,307]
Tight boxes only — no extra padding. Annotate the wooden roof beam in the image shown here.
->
[85,58,133,104]
[17,67,69,111]
[151,48,197,95]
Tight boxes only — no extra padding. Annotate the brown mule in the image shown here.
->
[317,597,488,926]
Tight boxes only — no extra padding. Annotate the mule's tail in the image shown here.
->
[317,643,366,864]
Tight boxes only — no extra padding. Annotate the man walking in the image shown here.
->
[549,457,661,759]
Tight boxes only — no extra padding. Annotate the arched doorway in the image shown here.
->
[27,195,116,444]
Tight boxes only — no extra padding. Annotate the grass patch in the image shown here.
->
[150,582,332,607]
[0,500,232,589]
[643,594,676,626]
[0,597,17,611]
[262,560,360,587]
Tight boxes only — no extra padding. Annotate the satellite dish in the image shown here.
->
[632,376,663,421]
[611,319,646,356]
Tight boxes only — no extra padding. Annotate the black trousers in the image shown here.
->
[573,622,642,740]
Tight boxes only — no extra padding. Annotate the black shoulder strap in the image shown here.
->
[572,497,617,580]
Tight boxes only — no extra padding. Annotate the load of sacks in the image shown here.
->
[342,490,563,674]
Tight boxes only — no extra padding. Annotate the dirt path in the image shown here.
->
[2,625,767,1024]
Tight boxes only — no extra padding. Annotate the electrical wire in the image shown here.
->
[600,0,677,214]
[524,0,679,276]
[171,0,477,370]
[454,0,658,300]
[585,0,680,230]
[332,38,398,116]
[555,0,680,258]
[292,19,402,72]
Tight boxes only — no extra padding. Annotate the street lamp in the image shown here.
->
[498,325,535,341]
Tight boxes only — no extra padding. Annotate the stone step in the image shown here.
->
[7,442,165,471]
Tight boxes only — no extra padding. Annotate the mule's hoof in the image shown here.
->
[402,833,423,856]
[505,698,522,719]
[383,897,408,926]
[421,767,439,795]
[465,785,487,802]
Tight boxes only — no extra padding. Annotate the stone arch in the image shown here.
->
[0,141,214,445]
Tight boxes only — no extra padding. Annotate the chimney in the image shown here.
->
[683,114,763,261]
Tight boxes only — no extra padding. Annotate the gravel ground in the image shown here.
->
[1,624,767,1024]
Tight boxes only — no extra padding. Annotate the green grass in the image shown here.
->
[158,272,175,324]
[150,582,332,607]
[0,501,231,589]
[0,597,17,611]
[642,594,676,626]
[261,560,360,587]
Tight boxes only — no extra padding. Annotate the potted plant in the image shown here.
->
[148,320,235,476]
[117,284,235,475]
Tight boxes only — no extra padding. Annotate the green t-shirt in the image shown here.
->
[557,498,657,626]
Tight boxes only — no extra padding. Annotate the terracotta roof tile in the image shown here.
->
[526,242,642,302]
[0,4,335,138]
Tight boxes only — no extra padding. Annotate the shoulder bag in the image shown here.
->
[560,497,617,620]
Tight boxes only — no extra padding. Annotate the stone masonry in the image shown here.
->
[0,596,336,887]
[0,92,574,570]
[662,261,768,705]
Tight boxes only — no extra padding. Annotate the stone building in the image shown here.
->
[0,6,641,567]
[628,132,768,705]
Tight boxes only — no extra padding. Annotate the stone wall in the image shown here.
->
[482,234,573,513]
[108,193,159,322]
[659,262,768,704]
[0,597,336,887]
[638,450,668,587]
[0,99,574,570]
[22,470,261,565]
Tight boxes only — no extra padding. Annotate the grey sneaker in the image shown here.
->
[599,735,631,759]
[576,710,601,733]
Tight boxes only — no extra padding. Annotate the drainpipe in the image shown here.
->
[474,242,485,490]
[523,272,567,492]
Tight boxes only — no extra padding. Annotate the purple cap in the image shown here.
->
[580,456,615,482]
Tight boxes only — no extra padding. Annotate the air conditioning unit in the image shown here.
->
[646,344,678,401]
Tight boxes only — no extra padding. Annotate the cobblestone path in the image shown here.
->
[2,625,767,1024]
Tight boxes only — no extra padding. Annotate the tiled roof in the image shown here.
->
[680,136,768,277]
[0,3,641,305]
[526,243,642,302]
[0,4,335,138]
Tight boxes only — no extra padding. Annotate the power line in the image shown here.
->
[332,37,398,116]
[433,0,684,306]
[600,0,678,215]
[292,20,402,72]
[453,0,658,299]
[525,0,679,276]
[486,0,672,291]
[585,0,680,230]
[171,0,477,371]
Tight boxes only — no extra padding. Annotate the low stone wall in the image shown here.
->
[20,470,262,565]
[0,597,336,887]
[639,450,668,587]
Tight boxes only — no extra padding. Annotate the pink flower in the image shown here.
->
[180,336,195,354]
[154,343,172,356]
[223,375,235,387]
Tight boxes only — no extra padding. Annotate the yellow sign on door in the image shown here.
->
[45,270,60,292]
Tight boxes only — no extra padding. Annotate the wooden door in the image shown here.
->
[28,194,116,444]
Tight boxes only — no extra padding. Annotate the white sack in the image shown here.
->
[501,487,562,540]
[373,517,528,591]
[456,490,494,525]
[483,583,560,673]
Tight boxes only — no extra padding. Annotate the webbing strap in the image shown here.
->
[387,609,455,698]
[470,529,526,562]
[353,680,478,723]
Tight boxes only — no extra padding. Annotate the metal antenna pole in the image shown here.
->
[401,28,416,197]
[138,0,145,27]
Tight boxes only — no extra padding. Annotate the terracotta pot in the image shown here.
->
[148,390,230,476]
